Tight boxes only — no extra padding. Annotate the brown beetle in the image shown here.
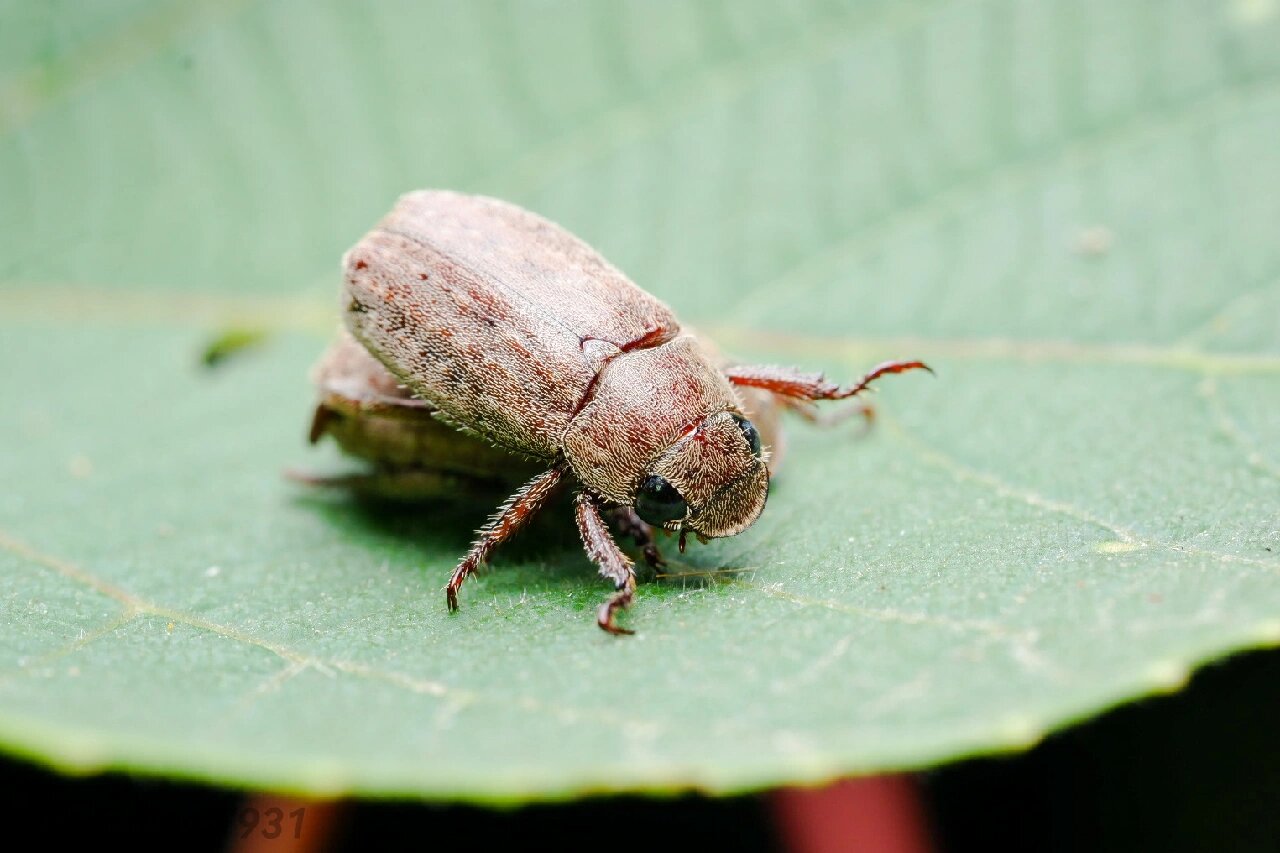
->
[303,191,929,634]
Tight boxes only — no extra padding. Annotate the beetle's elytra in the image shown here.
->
[303,190,930,634]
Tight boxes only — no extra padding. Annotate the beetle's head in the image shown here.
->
[633,410,769,539]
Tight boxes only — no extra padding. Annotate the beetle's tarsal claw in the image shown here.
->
[840,360,934,398]
[644,545,666,569]
[597,597,635,636]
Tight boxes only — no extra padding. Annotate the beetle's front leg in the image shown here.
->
[446,462,568,612]
[606,506,666,570]
[723,360,932,402]
[575,492,637,636]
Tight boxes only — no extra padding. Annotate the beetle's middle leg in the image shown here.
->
[775,395,875,434]
[606,506,666,570]
[576,493,637,636]
[446,462,568,613]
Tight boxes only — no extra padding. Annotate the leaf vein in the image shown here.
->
[881,416,1280,574]
[0,528,661,734]
[0,609,139,688]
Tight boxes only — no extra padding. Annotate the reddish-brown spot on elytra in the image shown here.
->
[354,259,368,270]
[418,273,429,280]
[619,324,676,352]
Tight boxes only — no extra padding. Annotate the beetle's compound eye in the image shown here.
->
[733,414,763,458]
[635,475,687,526]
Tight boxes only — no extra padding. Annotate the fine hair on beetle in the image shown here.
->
[302,190,932,634]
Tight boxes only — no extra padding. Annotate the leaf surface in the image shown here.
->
[2,0,1278,800]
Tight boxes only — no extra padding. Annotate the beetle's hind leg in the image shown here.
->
[445,463,569,613]
[576,493,637,636]
[606,506,666,570]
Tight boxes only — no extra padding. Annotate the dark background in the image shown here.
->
[4,645,1276,852]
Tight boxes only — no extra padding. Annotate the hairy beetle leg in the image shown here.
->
[597,583,636,637]
[779,396,876,434]
[606,506,666,569]
[723,360,932,402]
[446,463,568,613]
[576,492,638,635]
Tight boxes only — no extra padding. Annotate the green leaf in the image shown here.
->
[2,0,1278,801]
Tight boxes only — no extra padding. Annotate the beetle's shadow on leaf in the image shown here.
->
[290,487,590,581]
[289,484,752,599]
[650,557,754,594]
